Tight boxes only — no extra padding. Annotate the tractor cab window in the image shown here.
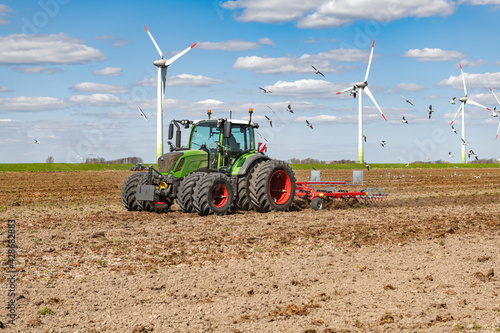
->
[190,122,221,150]
[224,124,255,152]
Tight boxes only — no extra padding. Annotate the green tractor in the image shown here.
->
[121,109,296,215]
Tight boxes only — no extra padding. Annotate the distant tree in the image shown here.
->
[46,156,54,163]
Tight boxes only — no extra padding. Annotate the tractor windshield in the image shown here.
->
[190,122,221,150]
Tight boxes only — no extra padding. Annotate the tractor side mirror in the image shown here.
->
[168,123,174,140]
[223,120,231,139]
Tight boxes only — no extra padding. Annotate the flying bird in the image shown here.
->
[311,65,325,77]
[287,104,294,114]
[380,140,386,147]
[428,105,434,119]
[259,87,272,93]
[267,105,276,114]
[449,97,456,105]
[461,138,468,146]
[402,116,408,124]
[451,125,457,134]
[138,107,148,121]
[365,163,370,171]
[34,139,40,144]
[350,89,357,98]
[306,120,313,129]
[265,115,273,127]
[401,95,414,106]
[468,150,478,160]
[448,152,453,158]
[491,106,498,117]
[362,135,367,142]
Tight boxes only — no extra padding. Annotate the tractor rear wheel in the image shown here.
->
[236,162,263,211]
[193,173,234,216]
[249,160,296,212]
[121,172,146,211]
[176,172,204,213]
[137,175,171,213]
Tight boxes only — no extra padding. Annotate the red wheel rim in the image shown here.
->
[269,170,291,205]
[211,183,228,208]
[155,201,166,205]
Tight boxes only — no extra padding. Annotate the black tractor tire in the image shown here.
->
[249,160,296,213]
[235,161,263,211]
[136,175,172,214]
[193,173,234,216]
[121,172,146,211]
[176,172,205,213]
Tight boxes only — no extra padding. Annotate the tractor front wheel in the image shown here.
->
[193,173,234,216]
[137,175,171,213]
[176,172,205,213]
[121,172,146,211]
[249,160,296,212]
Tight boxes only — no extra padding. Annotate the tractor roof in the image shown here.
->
[193,119,259,127]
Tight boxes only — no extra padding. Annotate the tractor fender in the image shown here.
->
[237,154,270,176]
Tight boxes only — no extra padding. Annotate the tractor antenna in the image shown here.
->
[207,109,211,120]
[230,110,232,119]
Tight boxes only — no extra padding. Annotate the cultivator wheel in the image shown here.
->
[249,160,296,213]
[137,175,171,214]
[176,172,205,213]
[193,173,234,216]
[121,172,146,211]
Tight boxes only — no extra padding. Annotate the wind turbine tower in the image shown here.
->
[336,40,387,164]
[449,63,490,163]
[144,25,196,159]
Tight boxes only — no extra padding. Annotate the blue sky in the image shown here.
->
[1,0,500,164]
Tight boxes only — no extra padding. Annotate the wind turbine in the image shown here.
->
[489,87,500,140]
[449,63,490,163]
[336,40,387,164]
[144,25,197,159]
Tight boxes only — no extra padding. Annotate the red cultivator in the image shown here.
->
[295,181,388,210]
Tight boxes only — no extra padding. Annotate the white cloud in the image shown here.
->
[404,48,465,62]
[459,59,488,68]
[222,0,456,28]
[260,79,349,98]
[438,72,500,90]
[139,74,222,87]
[197,39,261,51]
[72,82,129,94]
[70,94,124,106]
[93,67,123,76]
[0,4,14,25]
[459,0,500,4]
[13,66,63,74]
[258,37,275,46]
[0,33,106,65]
[0,86,9,92]
[0,96,68,111]
[233,48,366,74]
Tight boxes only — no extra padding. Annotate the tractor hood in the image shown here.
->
[157,150,208,176]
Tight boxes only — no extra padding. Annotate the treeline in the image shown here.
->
[84,157,144,164]
[289,158,356,164]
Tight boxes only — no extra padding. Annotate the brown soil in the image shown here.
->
[0,168,499,332]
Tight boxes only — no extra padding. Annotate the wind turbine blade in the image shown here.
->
[450,102,464,125]
[336,86,354,95]
[144,25,164,59]
[364,39,375,82]
[490,87,500,106]
[467,98,490,111]
[364,86,386,121]
[496,121,500,140]
[460,63,467,96]
[165,43,197,66]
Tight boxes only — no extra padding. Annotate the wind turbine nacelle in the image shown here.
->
[459,96,468,103]
[153,59,168,67]
[355,81,367,89]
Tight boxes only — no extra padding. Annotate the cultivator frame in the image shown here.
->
[295,180,387,210]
